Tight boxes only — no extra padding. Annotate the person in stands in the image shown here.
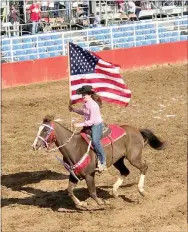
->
[69,85,107,172]
[9,4,20,36]
[28,0,41,35]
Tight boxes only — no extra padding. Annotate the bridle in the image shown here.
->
[36,122,77,151]
[37,122,56,149]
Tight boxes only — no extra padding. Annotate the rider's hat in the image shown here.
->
[76,85,95,95]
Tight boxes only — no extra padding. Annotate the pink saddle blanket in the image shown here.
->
[80,124,126,148]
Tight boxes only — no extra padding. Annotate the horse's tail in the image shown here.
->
[139,129,166,150]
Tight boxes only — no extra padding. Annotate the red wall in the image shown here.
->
[2,41,188,88]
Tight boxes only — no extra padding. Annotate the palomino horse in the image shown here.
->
[32,115,166,209]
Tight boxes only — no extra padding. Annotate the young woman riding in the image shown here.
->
[69,85,107,172]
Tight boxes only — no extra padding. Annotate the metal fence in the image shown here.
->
[1,16,188,63]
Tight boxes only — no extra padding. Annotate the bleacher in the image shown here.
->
[1,17,188,63]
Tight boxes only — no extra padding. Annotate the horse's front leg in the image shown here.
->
[67,175,88,209]
[85,174,107,206]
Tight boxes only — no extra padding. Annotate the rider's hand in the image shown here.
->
[74,123,82,128]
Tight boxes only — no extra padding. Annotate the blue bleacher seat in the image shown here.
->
[47,46,58,52]
[39,35,51,40]
[54,39,63,45]
[38,41,45,47]
[127,37,134,42]
[159,38,170,43]
[158,28,167,33]
[44,41,54,46]
[23,43,33,49]
[77,42,86,48]
[13,44,23,50]
[38,47,47,53]
[136,41,142,47]
[2,39,10,46]
[172,31,179,37]
[51,34,62,40]
[39,53,50,59]
[170,37,179,42]
[12,39,22,44]
[26,48,37,54]
[135,30,142,36]
[136,35,145,41]
[180,35,188,41]
[14,50,26,56]
[18,55,29,61]
[147,24,155,29]
[22,37,32,43]
[57,45,63,51]
[123,42,134,48]
[90,46,100,52]
[49,51,61,57]
[146,35,156,40]
[150,39,157,45]
[159,33,165,38]
[2,51,11,57]
[2,45,11,51]
[28,54,38,60]
[142,40,151,46]
[31,37,38,42]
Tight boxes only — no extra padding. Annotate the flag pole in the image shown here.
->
[67,42,73,131]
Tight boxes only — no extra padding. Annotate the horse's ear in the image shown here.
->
[43,115,55,123]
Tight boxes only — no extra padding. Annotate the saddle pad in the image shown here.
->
[80,124,126,148]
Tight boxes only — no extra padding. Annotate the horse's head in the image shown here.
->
[32,115,56,151]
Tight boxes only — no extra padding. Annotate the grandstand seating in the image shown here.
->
[1,17,188,63]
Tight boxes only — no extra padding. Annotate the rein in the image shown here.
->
[48,128,77,152]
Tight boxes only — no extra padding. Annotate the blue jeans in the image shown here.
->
[91,123,106,165]
[32,21,39,35]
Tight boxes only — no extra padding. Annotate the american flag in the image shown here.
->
[69,42,131,106]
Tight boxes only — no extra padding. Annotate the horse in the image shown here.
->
[32,115,166,209]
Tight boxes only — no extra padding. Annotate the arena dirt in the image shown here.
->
[2,63,187,232]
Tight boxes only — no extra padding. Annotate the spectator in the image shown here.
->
[28,0,41,35]
[134,1,142,19]
[82,0,89,16]
[49,0,55,18]
[41,0,48,12]
[116,0,125,13]
[54,1,60,18]
[127,0,136,14]
[9,4,20,36]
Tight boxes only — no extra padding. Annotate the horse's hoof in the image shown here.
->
[103,199,111,205]
[80,201,88,208]
[138,189,147,197]
[112,190,119,199]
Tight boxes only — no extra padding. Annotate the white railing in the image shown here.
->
[1,16,188,63]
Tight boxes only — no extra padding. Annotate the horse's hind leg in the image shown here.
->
[127,147,148,196]
[112,157,130,198]
[67,175,88,208]
[85,174,104,206]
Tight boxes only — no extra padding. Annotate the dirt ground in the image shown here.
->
[2,63,187,232]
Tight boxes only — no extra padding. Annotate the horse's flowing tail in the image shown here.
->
[139,129,166,150]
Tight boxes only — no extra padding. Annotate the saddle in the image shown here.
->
[80,123,111,140]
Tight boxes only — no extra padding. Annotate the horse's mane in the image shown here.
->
[43,115,55,123]
[43,115,78,134]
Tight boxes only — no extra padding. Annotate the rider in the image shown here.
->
[69,85,107,172]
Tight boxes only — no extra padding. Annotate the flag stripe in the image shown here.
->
[72,87,131,98]
[70,82,131,95]
[71,91,131,103]
[72,96,129,107]
[70,73,125,84]
[95,68,121,78]
[71,78,128,90]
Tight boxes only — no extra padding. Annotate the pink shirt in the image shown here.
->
[72,98,103,127]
